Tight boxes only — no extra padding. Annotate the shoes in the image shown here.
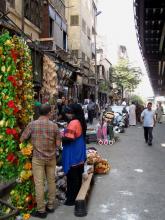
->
[148,142,152,146]
[31,211,47,218]
[64,200,75,206]
[46,205,55,213]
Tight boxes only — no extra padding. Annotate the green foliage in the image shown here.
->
[130,94,145,105]
[112,58,142,91]
[99,81,109,92]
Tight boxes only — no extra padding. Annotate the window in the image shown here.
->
[49,17,54,37]
[82,19,86,34]
[24,0,41,28]
[92,53,95,60]
[63,31,67,51]
[72,50,79,59]
[82,52,85,62]
[87,27,91,39]
[70,15,79,26]
[92,26,96,35]
[7,0,15,8]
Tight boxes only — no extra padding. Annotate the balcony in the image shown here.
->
[49,0,65,19]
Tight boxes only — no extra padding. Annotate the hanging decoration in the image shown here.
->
[42,55,58,99]
[0,31,35,219]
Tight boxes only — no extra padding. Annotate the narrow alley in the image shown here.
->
[34,124,165,220]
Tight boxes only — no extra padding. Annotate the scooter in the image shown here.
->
[113,112,125,133]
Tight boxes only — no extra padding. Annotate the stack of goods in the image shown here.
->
[55,166,67,203]
[103,111,114,123]
[87,148,110,174]
[87,149,101,165]
[0,31,35,219]
[42,55,58,119]
[94,159,110,174]
[42,55,58,99]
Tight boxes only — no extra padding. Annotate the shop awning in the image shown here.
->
[134,0,165,95]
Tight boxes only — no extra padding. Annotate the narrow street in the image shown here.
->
[0,1,165,219]
[32,123,165,220]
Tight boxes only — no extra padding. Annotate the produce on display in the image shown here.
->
[0,31,34,219]
[87,148,111,174]
[94,159,110,174]
[87,149,101,165]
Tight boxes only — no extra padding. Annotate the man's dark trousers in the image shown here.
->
[144,127,153,144]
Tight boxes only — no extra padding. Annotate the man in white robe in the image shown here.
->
[129,102,136,126]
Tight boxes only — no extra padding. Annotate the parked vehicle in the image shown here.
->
[113,112,125,133]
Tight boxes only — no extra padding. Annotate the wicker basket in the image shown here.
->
[0,199,19,220]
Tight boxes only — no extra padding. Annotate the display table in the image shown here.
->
[74,165,94,217]
[86,129,97,143]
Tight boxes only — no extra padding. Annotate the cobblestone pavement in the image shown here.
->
[31,123,165,220]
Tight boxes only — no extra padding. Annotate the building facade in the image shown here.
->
[0,0,43,94]
[39,0,79,99]
[65,0,98,102]
[40,0,67,51]
[97,48,112,106]
[0,0,42,40]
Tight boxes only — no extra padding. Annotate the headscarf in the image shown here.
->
[65,104,87,137]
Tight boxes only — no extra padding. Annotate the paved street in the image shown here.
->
[31,123,165,220]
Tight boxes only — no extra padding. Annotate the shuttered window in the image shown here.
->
[70,15,79,26]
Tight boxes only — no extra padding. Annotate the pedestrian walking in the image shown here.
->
[136,103,144,123]
[129,101,136,126]
[57,96,66,121]
[141,102,156,146]
[95,101,101,119]
[20,104,61,218]
[62,104,86,206]
[155,102,164,123]
[87,98,96,124]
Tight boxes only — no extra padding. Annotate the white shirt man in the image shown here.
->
[141,102,156,146]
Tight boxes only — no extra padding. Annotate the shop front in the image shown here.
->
[55,60,80,99]
[98,92,108,108]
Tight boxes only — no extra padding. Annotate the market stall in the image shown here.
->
[0,31,35,219]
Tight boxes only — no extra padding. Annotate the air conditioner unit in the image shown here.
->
[38,38,56,51]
